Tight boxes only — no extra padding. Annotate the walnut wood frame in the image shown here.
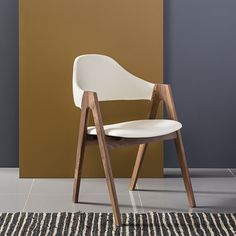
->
[72,84,196,226]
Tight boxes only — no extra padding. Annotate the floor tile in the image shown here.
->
[164,168,233,178]
[25,191,142,213]
[0,194,27,212]
[192,193,236,213]
[191,177,236,194]
[0,168,33,195]
[73,192,143,213]
[27,178,142,213]
[136,178,186,193]
[137,191,191,212]
[137,178,236,213]
[136,177,236,195]
[0,168,19,179]
[79,179,132,195]
[1,168,236,214]
[138,191,236,213]
[24,195,74,212]
[30,178,132,196]
[30,179,73,195]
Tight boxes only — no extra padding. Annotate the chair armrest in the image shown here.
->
[152,84,178,121]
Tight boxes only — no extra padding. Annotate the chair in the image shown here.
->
[72,54,196,226]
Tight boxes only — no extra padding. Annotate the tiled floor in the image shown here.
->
[0,168,235,214]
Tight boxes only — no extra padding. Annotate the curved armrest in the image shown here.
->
[151,84,178,121]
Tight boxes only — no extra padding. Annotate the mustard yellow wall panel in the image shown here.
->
[19,0,163,177]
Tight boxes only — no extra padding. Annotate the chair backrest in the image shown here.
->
[73,54,155,108]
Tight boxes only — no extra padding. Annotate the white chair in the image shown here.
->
[72,54,196,226]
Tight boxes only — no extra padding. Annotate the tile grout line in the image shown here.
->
[22,179,35,211]
[136,183,144,212]
[228,169,236,177]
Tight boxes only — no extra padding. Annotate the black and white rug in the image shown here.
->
[0,212,235,235]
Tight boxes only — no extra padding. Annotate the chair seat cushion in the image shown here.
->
[87,119,182,138]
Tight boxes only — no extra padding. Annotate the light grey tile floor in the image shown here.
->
[0,168,235,214]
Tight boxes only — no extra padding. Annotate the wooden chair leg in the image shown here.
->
[98,144,122,226]
[72,99,90,203]
[130,144,148,190]
[175,131,196,208]
[72,132,86,203]
[130,85,160,191]
[88,92,121,226]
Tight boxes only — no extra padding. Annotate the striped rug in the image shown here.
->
[0,212,235,235]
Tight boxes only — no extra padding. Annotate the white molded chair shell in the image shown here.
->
[87,119,182,138]
[73,54,155,108]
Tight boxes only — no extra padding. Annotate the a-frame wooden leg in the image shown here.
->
[98,142,122,226]
[175,131,196,208]
[130,85,161,191]
[158,84,196,208]
[73,97,90,203]
[130,144,148,190]
[89,92,122,226]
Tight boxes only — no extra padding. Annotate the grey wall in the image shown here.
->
[164,0,236,167]
[0,0,18,166]
[0,0,236,167]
